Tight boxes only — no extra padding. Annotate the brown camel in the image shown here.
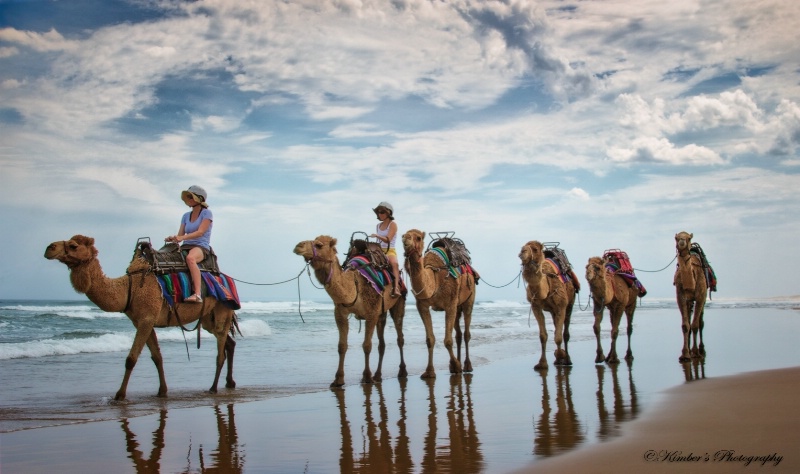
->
[293,235,407,387]
[519,241,576,370]
[674,231,707,362]
[44,235,237,401]
[401,229,477,378]
[585,256,638,364]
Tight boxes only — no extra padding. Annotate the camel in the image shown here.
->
[401,229,477,378]
[44,235,237,401]
[293,235,407,387]
[585,256,639,364]
[519,241,576,370]
[674,231,707,362]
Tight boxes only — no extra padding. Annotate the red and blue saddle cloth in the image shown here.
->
[543,258,581,293]
[156,272,241,310]
[345,255,406,295]
[605,262,647,297]
[429,247,479,280]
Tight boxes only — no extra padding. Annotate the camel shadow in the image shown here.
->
[120,404,244,473]
[595,359,639,441]
[533,367,585,457]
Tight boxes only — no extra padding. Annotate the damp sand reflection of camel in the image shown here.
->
[422,376,484,473]
[336,376,484,473]
[683,358,706,381]
[533,367,585,457]
[595,360,639,441]
[120,404,244,473]
[335,382,413,473]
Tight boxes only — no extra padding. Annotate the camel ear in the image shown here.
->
[421,231,426,239]
[689,233,693,239]
[330,238,337,246]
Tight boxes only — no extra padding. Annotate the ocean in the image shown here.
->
[2,297,800,472]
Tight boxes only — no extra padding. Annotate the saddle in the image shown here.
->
[603,248,646,297]
[427,232,472,268]
[136,237,220,275]
[343,234,390,270]
[690,242,717,292]
[543,242,580,292]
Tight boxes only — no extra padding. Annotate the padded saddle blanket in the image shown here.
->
[156,271,241,310]
[429,246,478,280]
[345,255,406,295]
[543,246,580,293]
[603,249,646,297]
[690,243,717,292]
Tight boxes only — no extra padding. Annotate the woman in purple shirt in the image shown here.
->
[165,185,213,303]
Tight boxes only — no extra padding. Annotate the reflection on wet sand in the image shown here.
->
[683,358,706,381]
[595,360,639,440]
[121,409,167,473]
[533,367,585,457]
[336,375,484,473]
[120,404,244,473]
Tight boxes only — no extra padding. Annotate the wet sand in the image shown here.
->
[516,366,800,473]
[2,306,800,473]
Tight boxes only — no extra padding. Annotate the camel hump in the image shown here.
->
[135,238,220,275]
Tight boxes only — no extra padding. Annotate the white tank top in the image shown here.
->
[376,223,395,250]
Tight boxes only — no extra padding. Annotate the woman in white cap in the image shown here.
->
[370,201,400,297]
[165,185,213,303]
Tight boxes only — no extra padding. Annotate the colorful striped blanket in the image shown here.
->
[346,255,404,295]
[605,263,647,297]
[429,247,477,279]
[156,272,241,310]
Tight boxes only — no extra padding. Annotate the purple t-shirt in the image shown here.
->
[181,208,213,249]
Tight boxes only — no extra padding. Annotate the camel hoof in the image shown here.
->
[679,355,691,363]
[420,371,436,379]
[534,363,548,372]
[226,380,236,389]
[330,381,345,388]
[373,375,383,382]
[208,387,218,394]
[398,366,408,378]
[595,355,605,364]
[625,352,634,362]
[606,358,620,365]
[464,361,473,372]
[360,377,374,384]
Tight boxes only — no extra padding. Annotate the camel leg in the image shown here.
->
[592,301,605,364]
[454,309,464,367]
[624,304,636,362]
[678,297,693,363]
[691,298,706,359]
[116,325,157,401]
[145,331,168,397]
[389,303,407,378]
[462,303,474,373]
[533,308,548,371]
[360,317,377,384]
[443,303,462,374]
[605,308,621,365]
[418,303,436,379]
[331,306,350,388]
[373,312,387,382]
[551,310,566,366]
[224,336,236,388]
[562,304,573,366]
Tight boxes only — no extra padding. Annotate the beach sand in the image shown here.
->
[2,306,800,473]
[515,366,800,473]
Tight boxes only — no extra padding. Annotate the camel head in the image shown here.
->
[44,235,99,268]
[293,235,338,265]
[585,256,605,281]
[675,231,693,254]
[519,240,545,267]
[401,229,425,258]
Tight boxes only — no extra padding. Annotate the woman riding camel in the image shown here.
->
[370,201,401,297]
[165,185,213,303]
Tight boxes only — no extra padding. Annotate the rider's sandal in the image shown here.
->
[185,294,203,303]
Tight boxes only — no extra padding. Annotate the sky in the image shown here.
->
[1,0,799,303]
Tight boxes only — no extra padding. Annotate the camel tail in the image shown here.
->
[230,313,243,338]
